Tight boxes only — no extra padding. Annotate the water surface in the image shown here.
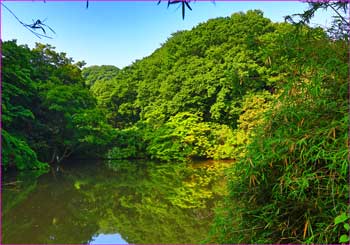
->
[2,160,228,244]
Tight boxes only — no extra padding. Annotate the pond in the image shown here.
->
[2,160,229,244]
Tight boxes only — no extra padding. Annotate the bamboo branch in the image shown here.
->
[328,3,350,26]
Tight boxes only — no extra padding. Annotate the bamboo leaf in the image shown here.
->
[339,234,349,243]
[335,213,348,225]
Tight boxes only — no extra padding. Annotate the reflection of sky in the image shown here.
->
[90,233,128,244]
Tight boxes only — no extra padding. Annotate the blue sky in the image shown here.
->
[2,1,332,68]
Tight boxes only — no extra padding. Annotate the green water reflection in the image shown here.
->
[2,160,228,244]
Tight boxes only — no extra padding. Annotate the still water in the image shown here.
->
[2,160,228,244]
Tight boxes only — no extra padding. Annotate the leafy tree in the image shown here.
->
[2,41,115,169]
[1,40,47,170]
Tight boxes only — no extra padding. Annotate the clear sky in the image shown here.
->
[1,1,332,68]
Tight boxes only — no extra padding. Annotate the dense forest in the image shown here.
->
[2,9,348,244]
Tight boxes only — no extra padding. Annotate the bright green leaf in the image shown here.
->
[335,213,348,225]
[339,234,349,243]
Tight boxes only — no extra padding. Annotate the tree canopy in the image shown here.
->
[2,40,116,169]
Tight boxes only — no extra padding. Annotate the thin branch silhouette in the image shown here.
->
[158,0,193,20]
[2,3,55,39]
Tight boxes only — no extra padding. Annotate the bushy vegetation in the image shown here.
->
[207,14,348,244]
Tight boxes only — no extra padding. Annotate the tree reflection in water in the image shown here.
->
[2,160,229,244]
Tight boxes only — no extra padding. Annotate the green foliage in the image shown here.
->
[105,112,236,162]
[146,112,205,162]
[106,126,146,159]
[98,9,283,161]
[1,40,48,170]
[2,40,115,169]
[334,213,350,243]
[2,130,47,170]
[89,66,140,127]
[144,112,236,162]
[212,26,348,243]
[228,91,275,159]
[82,65,119,87]
[71,108,117,157]
[86,10,276,131]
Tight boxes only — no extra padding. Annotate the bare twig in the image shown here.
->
[2,3,55,39]
[2,181,22,186]
[228,226,265,233]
